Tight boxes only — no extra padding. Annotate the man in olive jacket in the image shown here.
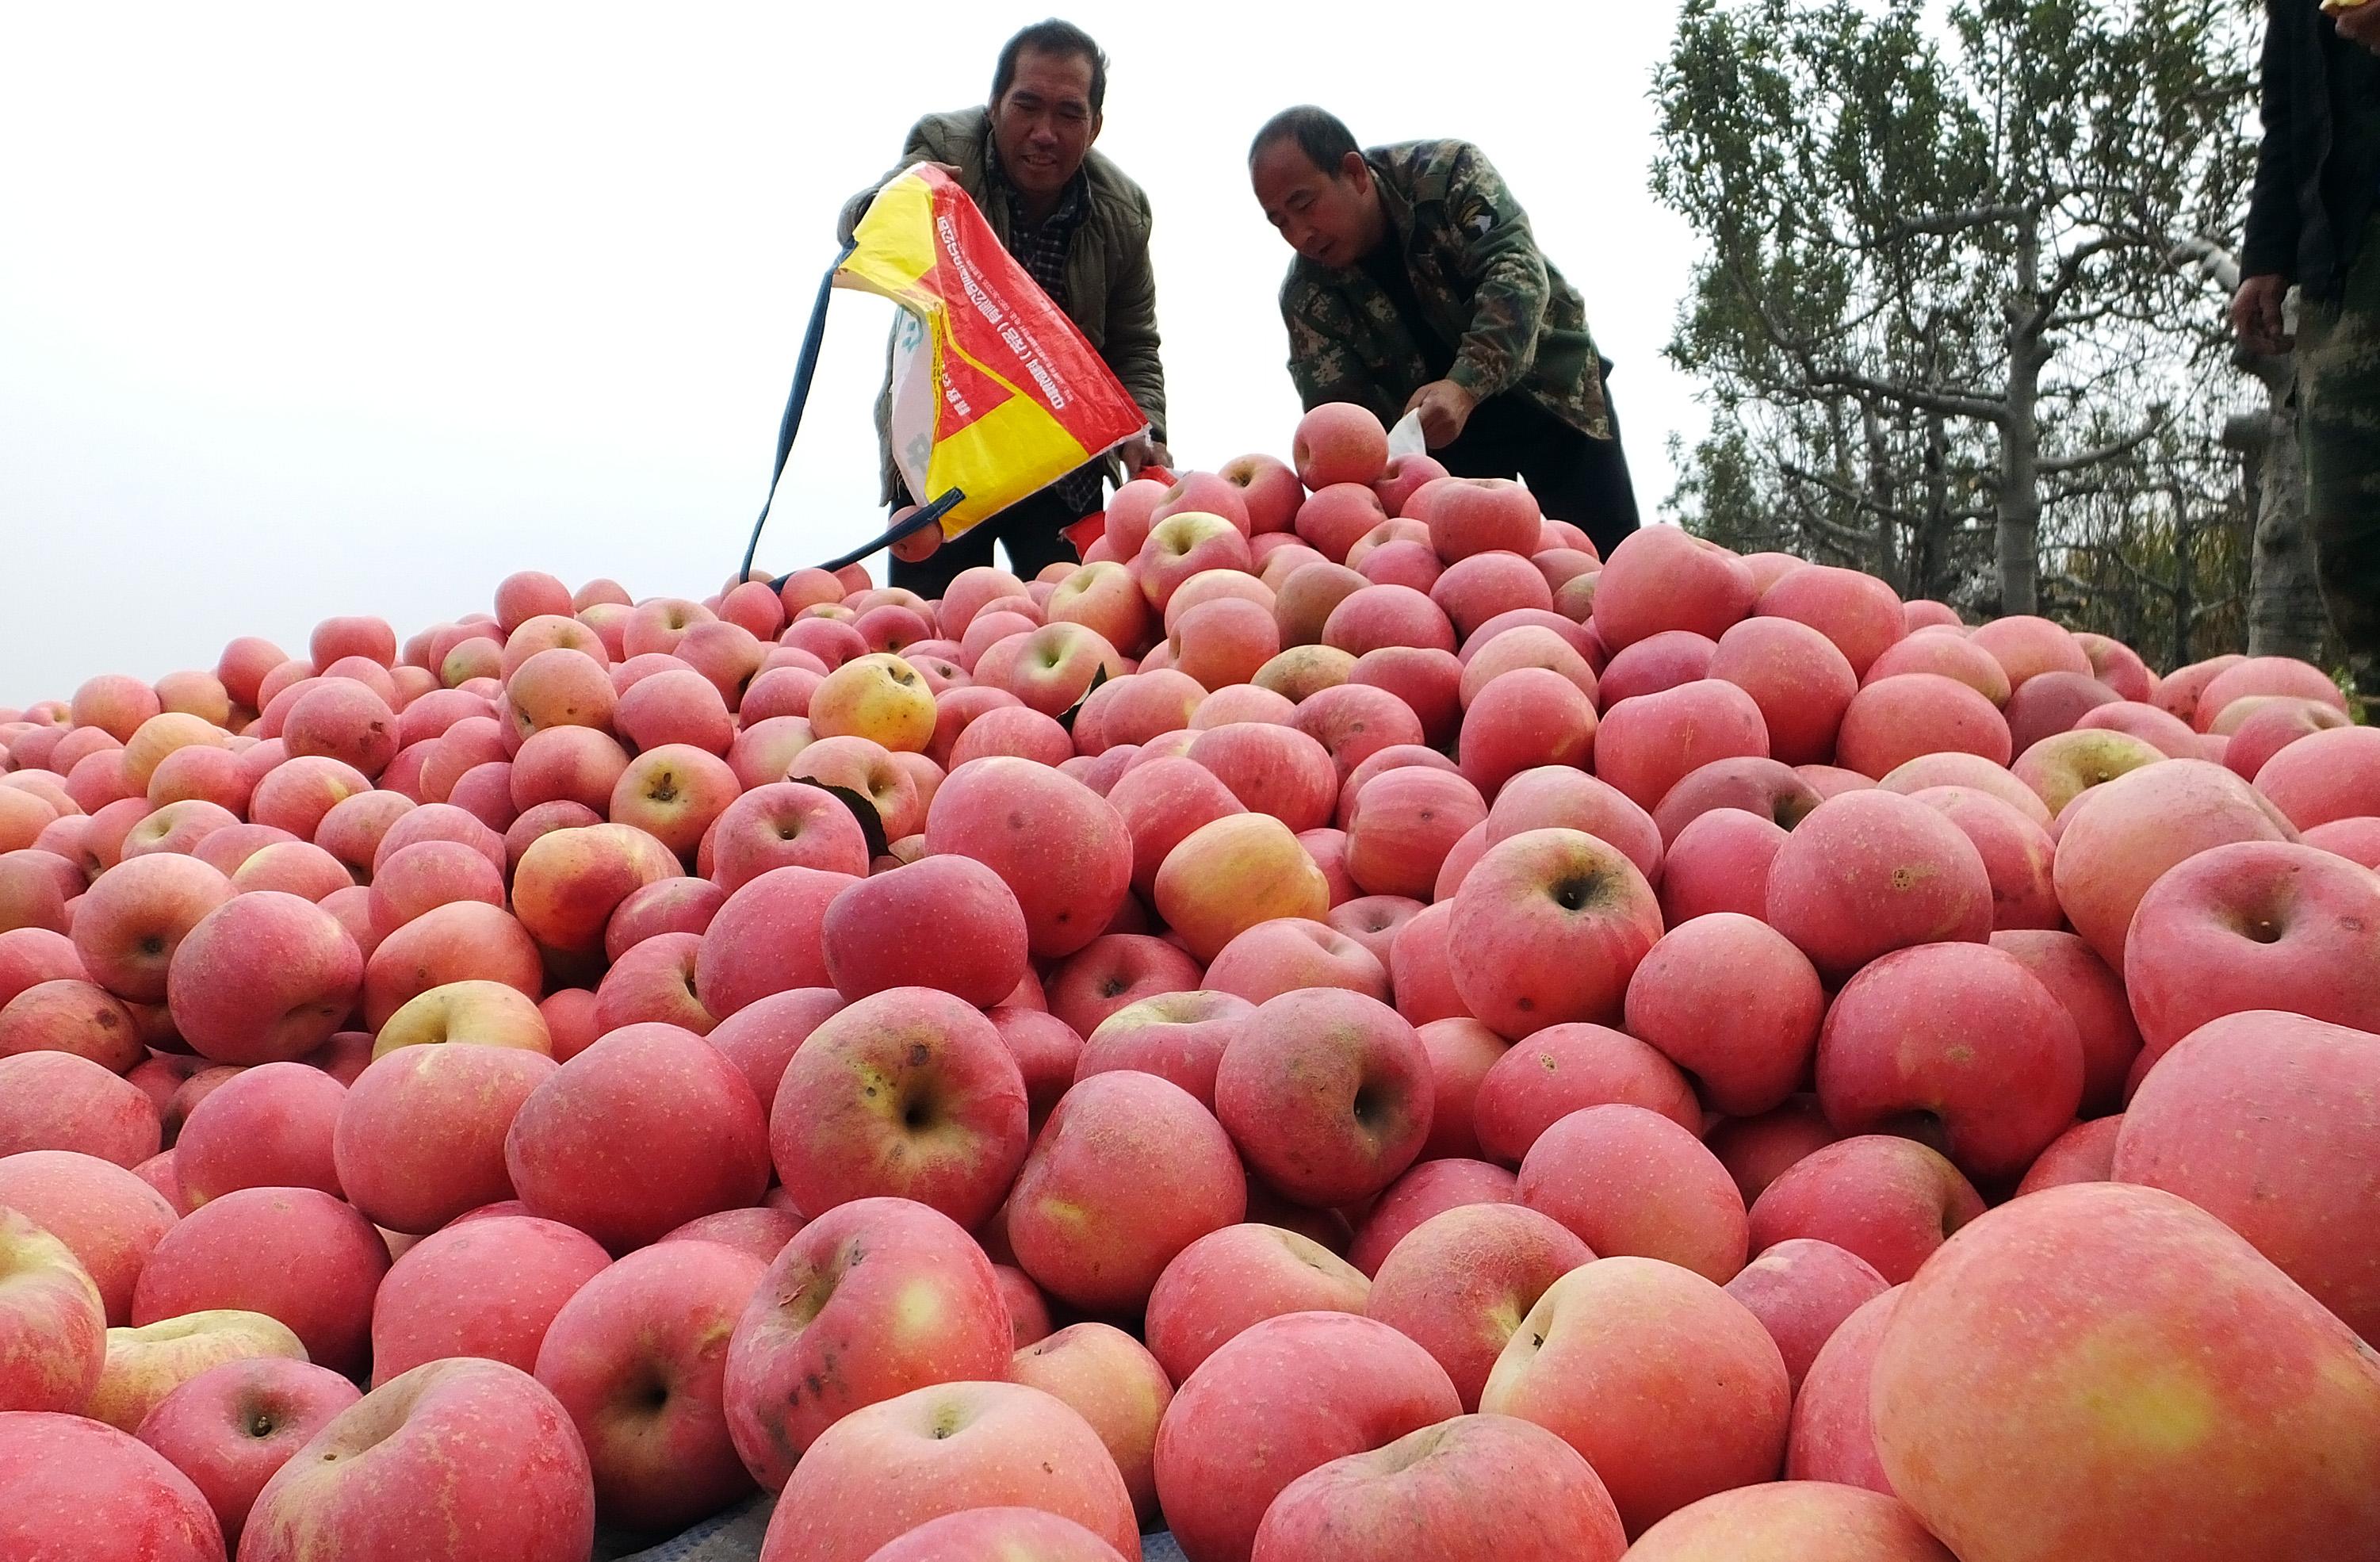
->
[840,20,1168,595]
[2235,1,2380,705]
[1249,105,1640,557]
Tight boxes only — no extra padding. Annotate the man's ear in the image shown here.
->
[1087,109,1104,148]
[1340,150,1371,193]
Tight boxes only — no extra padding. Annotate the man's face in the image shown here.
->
[1252,141,1381,270]
[992,48,1100,200]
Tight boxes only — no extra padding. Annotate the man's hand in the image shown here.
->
[2232,273,2294,358]
[2334,2,2380,53]
[1404,379,1481,450]
[1116,434,1170,476]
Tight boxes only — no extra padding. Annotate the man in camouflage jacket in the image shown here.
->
[839,21,1168,595]
[1249,105,1640,556]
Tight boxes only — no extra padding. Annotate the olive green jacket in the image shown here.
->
[1277,139,1611,441]
[837,107,1167,505]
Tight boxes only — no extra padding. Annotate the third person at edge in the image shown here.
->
[1249,105,1642,559]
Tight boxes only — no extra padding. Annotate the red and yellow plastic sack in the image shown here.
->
[836,166,1148,540]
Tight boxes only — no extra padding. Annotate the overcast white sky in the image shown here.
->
[0,2,1703,708]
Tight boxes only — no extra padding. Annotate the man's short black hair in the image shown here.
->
[992,20,1108,114]
[1249,106,1361,173]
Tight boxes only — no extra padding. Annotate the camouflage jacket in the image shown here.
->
[838,108,1167,506]
[1277,140,1611,441]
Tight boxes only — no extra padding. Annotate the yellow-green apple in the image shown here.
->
[165,892,361,1065]
[86,1308,307,1432]
[133,1357,359,1548]
[0,1051,163,1166]
[1253,1413,1628,1562]
[1043,932,1203,1039]
[2252,724,2380,827]
[70,852,234,1004]
[762,1380,1138,1562]
[1816,942,2083,1181]
[532,1238,765,1531]
[1154,1310,1460,1562]
[0,1208,105,1413]
[1154,813,1327,961]
[1365,1203,1592,1409]
[1969,614,2093,688]
[1623,913,1820,1116]
[924,759,1131,959]
[2007,728,2163,816]
[1873,1184,2380,1562]
[1482,1257,1788,1535]
[1765,791,1992,982]
[0,978,144,1074]
[335,1042,556,1233]
[768,988,1026,1227]
[368,1214,608,1384]
[1784,1283,1900,1490]
[1144,1223,1368,1384]
[511,821,679,955]
[1624,1480,1952,1561]
[722,1197,1011,1489]
[371,977,550,1058]
[2114,1009,2380,1341]
[1074,991,1252,1109]
[1008,1070,1245,1315]
[172,1062,344,1206]
[1011,1322,1175,1529]
[1517,1105,1746,1281]
[1205,917,1387,1004]
[239,1357,594,1562]
[1747,1135,1986,1284]
[1722,1238,1889,1389]
[1447,827,1660,1038]
[0,1150,178,1325]
[506,1021,768,1250]
[1866,628,2013,703]
[0,1409,227,1562]
[2124,841,2380,1059]
[809,653,936,753]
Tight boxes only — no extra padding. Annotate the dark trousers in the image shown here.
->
[2298,215,2380,699]
[1437,371,1642,560]
[888,487,1083,599]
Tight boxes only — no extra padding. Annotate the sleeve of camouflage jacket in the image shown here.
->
[1438,144,1552,403]
[835,117,956,245]
[1280,278,1389,416]
[2240,11,2298,281]
[1105,188,1169,442]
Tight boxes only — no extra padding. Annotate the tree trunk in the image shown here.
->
[1861,400,1905,592]
[2240,383,2328,660]
[1999,217,2045,618]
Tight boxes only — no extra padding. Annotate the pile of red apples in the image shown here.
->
[2,399,2378,1562]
